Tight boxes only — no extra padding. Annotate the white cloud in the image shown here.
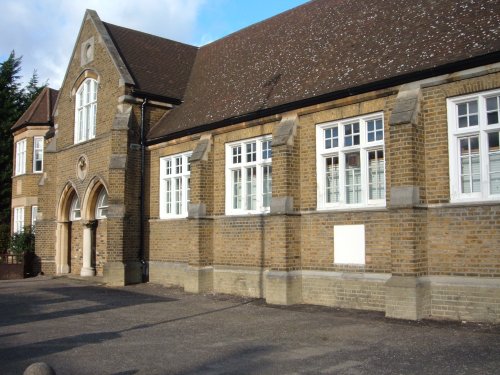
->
[0,0,205,88]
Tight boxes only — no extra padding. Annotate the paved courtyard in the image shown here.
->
[0,277,499,375]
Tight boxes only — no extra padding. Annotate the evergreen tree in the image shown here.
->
[0,51,47,236]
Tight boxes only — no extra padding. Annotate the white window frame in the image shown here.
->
[74,78,98,144]
[447,89,500,202]
[31,206,38,228]
[316,112,386,210]
[95,189,108,219]
[225,136,272,215]
[15,139,27,175]
[33,136,44,173]
[69,195,81,221]
[159,152,191,219]
[13,207,25,233]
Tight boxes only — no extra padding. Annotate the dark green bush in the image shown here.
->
[10,226,35,259]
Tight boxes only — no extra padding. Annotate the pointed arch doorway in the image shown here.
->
[80,178,109,277]
[55,183,80,275]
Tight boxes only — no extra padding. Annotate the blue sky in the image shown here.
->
[0,0,308,88]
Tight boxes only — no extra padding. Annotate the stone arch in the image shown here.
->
[79,175,109,277]
[57,181,80,221]
[55,181,80,275]
[70,69,101,97]
[82,175,109,221]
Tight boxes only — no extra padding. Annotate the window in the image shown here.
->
[15,139,27,175]
[95,189,108,219]
[31,206,38,228]
[159,153,191,218]
[225,136,272,214]
[75,78,98,143]
[70,195,81,221]
[33,137,44,172]
[447,90,500,202]
[13,207,24,233]
[316,113,385,209]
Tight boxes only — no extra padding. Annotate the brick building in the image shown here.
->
[11,0,500,322]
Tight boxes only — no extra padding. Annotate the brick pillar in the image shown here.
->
[104,105,142,285]
[185,134,214,293]
[265,113,302,305]
[386,86,430,320]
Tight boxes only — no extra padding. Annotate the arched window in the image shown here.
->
[95,189,108,219]
[75,78,98,143]
[70,195,81,221]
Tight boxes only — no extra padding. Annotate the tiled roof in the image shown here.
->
[148,0,500,142]
[12,87,58,131]
[104,22,198,101]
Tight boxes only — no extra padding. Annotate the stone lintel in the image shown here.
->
[273,114,298,146]
[112,107,132,130]
[389,87,421,126]
[109,155,127,170]
[45,138,57,152]
[390,186,420,207]
[190,134,212,162]
[270,196,294,214]
[188,203,206,218]
[107,203,126,219]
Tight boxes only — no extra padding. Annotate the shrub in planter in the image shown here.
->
[10,226,35,259]
[9,226,36,277]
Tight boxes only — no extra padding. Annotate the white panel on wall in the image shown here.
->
[333,224,365,265]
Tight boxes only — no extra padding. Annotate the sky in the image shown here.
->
[0,0,309,88]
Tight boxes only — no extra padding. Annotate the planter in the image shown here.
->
[0,253,36,280]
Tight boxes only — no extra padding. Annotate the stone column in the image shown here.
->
[81,220,96,277]
[55,221,70,274]
[265,113,302,305]
[386,85,430,320]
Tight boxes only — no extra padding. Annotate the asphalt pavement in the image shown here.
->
[0,276,499,375]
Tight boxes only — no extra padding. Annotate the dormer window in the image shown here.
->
[75,78,98,144]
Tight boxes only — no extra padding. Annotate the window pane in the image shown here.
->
[175,178,182,214]
[246,142,257,162]
[166,179,172,214]
[345,152,361,204]
[232,146,241,164]
[262,140,272,159]
[460,136,480,194]
[457,100,478,128]
[232,169,242,209]
[175,157,182,174]
[344,122,360,146]
[246,167,257,210]
[262,165,272,208]
[486,96,499,125]
[325,127,338,149]
[369,150,385,200]
[166,159,172,175]
[325,156,339,203]
[489,132,500,194]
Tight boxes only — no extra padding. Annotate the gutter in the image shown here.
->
[146,51,500,146]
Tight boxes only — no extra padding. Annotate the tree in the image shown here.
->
[0,51,46,246]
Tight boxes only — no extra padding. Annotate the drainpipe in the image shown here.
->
[139,98,148,282]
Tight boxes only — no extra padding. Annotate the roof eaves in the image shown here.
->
[147,50,500,146]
